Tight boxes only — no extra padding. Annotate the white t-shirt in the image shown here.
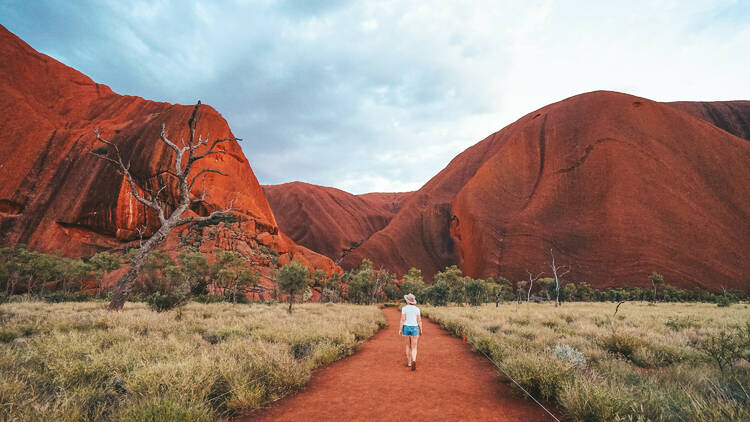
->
[402,304,420,326]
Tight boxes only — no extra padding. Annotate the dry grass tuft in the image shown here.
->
[423,302,750,421]
[0,301,384,421]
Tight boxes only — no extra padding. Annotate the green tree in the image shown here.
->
[178,251,209,295]
[212,250,257,303]
[346,261,376,304]
[434,265,466,305]
[516,280,528,303]
[277,260,311,312]
[427,281,450,306]
[140,250,176,294]
[321,272,342,302]
[649,272,665,302]
[401,267,427,303]
[90,252,122,296]
[55,257,92,294]
[563,282,578,302]
[0,246,29,296]
[537,277,555,301]
[465,279,488,306]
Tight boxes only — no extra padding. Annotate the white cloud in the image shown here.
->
[1,0,749,194]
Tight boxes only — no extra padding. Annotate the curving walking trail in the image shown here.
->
[241,307,557,421]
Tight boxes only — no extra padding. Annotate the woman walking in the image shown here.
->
[399,293,423,371]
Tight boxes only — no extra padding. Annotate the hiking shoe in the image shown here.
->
[411,361,416,371]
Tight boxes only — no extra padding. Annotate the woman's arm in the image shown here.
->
[417,314,423,334]
[399,313,405,336]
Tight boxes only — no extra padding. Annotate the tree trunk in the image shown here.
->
[288,290,294,313]
[527,284,532,302]
[108,225,171,311]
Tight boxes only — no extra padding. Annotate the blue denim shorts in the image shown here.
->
[402,325,419,337]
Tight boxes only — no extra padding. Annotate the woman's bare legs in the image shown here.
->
[404,335,412,365]
[410,336,419,363]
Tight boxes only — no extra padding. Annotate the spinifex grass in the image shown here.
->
[423,302,750,422]
[0,301,385,421]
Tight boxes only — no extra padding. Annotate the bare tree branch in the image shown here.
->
[549,248,571,308]
[95,100,240,311]
[158,123,181,154]
[525,270,544,302]
[188,168,228,193]
[91,129,166,223]
[176,199,234,226]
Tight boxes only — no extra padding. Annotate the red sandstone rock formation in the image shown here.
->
[666,100,750,142]
[342,91,750,291]
[263,182,411,262]
[0,25,337,275]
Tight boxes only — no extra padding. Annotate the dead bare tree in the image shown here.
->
[549,249,570,308]
[91,101,239,310]
[610,300,626,334]
[525,270,543,302]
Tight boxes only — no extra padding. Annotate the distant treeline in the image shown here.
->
[1,246,745,308]
[340,262,747,307]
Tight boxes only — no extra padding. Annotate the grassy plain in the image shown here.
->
[0,301,385,421]
[423,302,750,422]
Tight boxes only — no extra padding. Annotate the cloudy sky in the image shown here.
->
[2,1,749,193]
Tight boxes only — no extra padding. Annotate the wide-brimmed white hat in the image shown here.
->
[404,293,417,305]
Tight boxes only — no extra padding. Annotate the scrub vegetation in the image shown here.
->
[423,302,750,422]
[0,301,385,421]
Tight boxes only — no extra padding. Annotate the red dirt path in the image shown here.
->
[241,307,557,421]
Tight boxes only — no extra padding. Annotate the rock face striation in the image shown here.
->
[263,182,411,263]
[0,25,337,274]
[341,91,750,290]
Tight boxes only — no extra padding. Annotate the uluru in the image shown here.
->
[0,24,336,274]
[338,91,750,291]
[263,181,410,263]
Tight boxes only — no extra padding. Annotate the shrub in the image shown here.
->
[665,316,700,331]
[202,331,230,345]
[146,282,190,312]
[552,344,586,369]
[503,355,574,403]
[699,329,746,372]
[559,377,633,422]
[193,294,227,304]
[43,292,93,303]
[716,295,738,307]
[119,397,213,422]
[631,343,688,367]
[599,333,643,360]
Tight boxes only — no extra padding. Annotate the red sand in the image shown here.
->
[241,307,557,421]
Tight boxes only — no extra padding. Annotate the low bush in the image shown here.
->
[146,282,191,312]
[698,328,747,372]
[599,333,643,360]
[558,376,634,422]
[503,355,574,403]
[665,316,701,331]
[552,344,586,369]
[43,291,94,303]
